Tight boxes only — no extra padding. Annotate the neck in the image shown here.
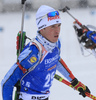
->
[36,33,57,51]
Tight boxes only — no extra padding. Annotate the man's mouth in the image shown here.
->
[54,35,58,38]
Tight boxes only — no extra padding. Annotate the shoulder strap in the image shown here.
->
[31,38,42,59]
[20,38,43,82]
[17,38,43,74]
[27,38,43,72]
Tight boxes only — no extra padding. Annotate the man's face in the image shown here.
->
[40,23,61,43]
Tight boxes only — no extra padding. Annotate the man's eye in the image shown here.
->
[51,25,55,28]
[58,24,61,27]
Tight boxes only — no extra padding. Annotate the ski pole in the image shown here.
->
[15,1,27,100]
[16,0,31,58]
[59,6,82,27]
[19,0,26,55]
[59,6,75,20]
[59,6,89,32]
[54,74,96,100]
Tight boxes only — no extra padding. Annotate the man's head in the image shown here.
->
[36,5,61,43]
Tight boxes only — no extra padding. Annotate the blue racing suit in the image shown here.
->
[1,33,75,100]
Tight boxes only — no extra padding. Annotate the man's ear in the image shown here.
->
[40,29,43,33]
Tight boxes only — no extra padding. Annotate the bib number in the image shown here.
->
[44,71,55,87]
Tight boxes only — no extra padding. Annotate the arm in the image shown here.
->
[1,64,24,100]
[57,58,90,97]
[1,44,40,100]
[57,58,75,82]
[73,23,96,48]
[86,31,96,43]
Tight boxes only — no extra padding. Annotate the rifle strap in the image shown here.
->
[17,38,42,73]
[17,62,27,74]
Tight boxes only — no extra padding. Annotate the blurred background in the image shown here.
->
[0,0,96,100]
[0,0,96,12]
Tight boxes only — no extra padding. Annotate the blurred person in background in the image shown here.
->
[74,23,96,51]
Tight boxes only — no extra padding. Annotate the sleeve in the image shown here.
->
[86,31,96,43]
[57,58,75,82]
[18,44,40,70]
[1,44,40,100]
[1,64,24,100]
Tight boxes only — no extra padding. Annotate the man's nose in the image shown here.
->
[55,27,60,33]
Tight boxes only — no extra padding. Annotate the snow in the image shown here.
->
[0,8,96,100]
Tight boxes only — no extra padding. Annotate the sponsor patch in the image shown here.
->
[48,65,56,71]
[30,56,37,63]
[48,15,60,21]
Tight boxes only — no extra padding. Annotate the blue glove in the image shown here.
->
[86,31,96,43]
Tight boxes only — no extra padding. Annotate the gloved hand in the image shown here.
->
[86,31,93,38]
[73,23,88,43]
[73,23,89,37]
[86,31,96,44]
[71,78,91,97]
[73,23,83,37]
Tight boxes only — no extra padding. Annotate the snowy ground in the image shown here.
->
[0,8,96,100]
